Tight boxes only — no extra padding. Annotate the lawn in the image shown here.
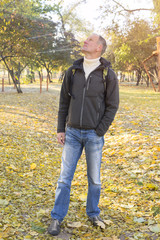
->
[0,84,160,239]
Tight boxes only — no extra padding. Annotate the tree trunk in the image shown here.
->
[136,70,142,86]
[156,37,160,91]
[38,71,43,82]
[8,71,11,85]
[146,76,149,87]
[143,73,149,87]
[3,58,23,93]
[10,69,23,93]
[31,70,35,83]
[30,71,35,83]
[46,68,52,83]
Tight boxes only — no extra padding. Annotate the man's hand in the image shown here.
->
[57,132,65,145]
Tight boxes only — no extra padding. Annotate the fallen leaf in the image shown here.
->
[78,194,87,202]
[103,219,113,225]
[67,221,82,228]
[36,209,46,218]
[149,224,160,233]
[133,217,145,223]
[0,199,9,206]
[30,163,37,170]
[146,183,158,191]
[96,220,105,229]
[112,236,120,240]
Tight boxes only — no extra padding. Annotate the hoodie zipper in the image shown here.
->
[87,75,92,90]
[80,74,92,127]
[80,87,86,127]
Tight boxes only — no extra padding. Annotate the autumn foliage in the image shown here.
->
[0,85,160,239]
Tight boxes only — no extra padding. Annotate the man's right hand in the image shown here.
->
[57,132,65,145]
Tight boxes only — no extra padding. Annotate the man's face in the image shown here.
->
[82,34,101,55]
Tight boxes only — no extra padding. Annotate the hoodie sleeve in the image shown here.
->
[95,69,119,136]
[57,68,71,133]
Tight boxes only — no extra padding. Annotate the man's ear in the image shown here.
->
[97,44,103,53]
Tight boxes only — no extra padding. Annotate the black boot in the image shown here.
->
[48,219,61,236]
[89,216,105,228]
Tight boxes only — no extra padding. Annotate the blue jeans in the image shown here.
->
[51,127,104,222]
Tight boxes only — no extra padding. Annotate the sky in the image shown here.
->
[63,0,154,34]
[76,0,154,18]
[48,0,155,39]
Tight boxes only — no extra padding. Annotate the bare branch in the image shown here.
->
[112,0,153,13]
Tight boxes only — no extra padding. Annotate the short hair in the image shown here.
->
[98,35,107,55]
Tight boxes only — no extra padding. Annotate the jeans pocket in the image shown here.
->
[93,130,101,137]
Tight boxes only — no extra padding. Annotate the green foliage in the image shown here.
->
[114,43,131,69]
[153,0,160,23]
[106,19,156,73]
[101,0,160,79]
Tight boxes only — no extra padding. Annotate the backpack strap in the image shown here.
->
[68,67,76,99]
[103,66,110,93]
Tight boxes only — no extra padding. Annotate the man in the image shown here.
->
[48,33,119,236]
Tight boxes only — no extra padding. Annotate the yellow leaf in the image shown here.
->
[37,209,46,218]
[47,182,52,186]
[9,164,18,171]
[72,180,80,186]
[96,220,105,229]
[78,194,87,202]
[30,163,37,170]
[149,224,160,233]
[67,222,82,228]
[155,177,160,182]
[146,183,158,191]
[83,233,92,237]
[103,219,113,225]
[112,236,120,240]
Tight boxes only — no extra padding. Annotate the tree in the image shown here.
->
[99,0,160,86]
[0,0,54,92]
[0,7,35,93]
[50,0,92,38]
[25,17,57,83]
[38,0,86,73]
[100,0,160,35]
[105,19,156,85]
[153,0,160,23]
[0,0,92,93]
[0,0,86,92]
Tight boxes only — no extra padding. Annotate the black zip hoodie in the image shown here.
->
[57,57,119,136]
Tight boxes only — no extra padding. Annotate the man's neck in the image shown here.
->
[84,56,100,63]
[83,56,101,79]
[84,52,101,59]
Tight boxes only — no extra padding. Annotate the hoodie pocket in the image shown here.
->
[82,96,100,128]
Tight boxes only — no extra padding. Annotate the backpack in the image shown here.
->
[68,66,110,99]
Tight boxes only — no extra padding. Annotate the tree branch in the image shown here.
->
[112,0,153,12]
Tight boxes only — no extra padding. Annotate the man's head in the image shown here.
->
[81,33,107,59]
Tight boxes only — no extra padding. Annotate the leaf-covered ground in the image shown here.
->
[0,84,160,240]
